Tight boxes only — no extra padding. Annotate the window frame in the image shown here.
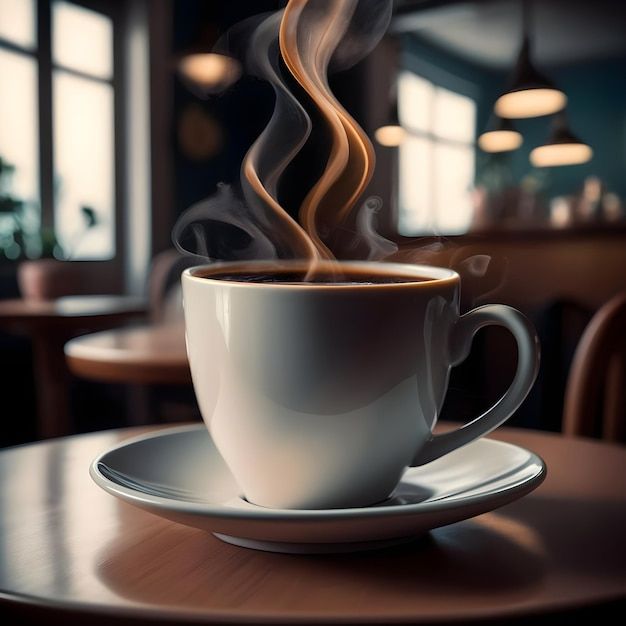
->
[0,0,125,287]
[397,69,477,235]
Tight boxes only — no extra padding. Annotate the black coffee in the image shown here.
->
[202,269,432,285]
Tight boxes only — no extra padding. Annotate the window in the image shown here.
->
[0,0,118,261]
[397,70,477,235]
[0,0,38,259]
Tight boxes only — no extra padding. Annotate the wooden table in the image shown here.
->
[65,323,190,385]
[0,426,624,625]
[0,296,146,438]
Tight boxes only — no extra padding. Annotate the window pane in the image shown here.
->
[53,71,114,259]
[52,1,112,79]
[0,0,36,49]
[433,143,474,234]
[398,135,434,234]
[433,87,476,143]
[398,70,433,133]
[0,48,39,257]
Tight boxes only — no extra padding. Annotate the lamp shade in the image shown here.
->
[375,100,405,147]
[494,38,567,119]
[375,125,406,147]
[478,117,523,153]
[177,52,242,98]
[530,113,592,167]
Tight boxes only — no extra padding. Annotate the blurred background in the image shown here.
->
[1,0,625,446]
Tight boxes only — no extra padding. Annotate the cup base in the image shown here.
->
[241,482,434,511]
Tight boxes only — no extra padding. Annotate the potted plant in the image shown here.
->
[0,156,99,299]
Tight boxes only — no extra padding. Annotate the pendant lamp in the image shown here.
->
[478,116,523,153]
[494,1,567,119]
[177,22,241,98]
[375,99,406,147]
[530,112,593,167]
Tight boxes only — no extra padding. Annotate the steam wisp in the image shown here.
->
[173,0,395,271]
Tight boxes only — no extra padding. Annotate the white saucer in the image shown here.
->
[90,424,546,553]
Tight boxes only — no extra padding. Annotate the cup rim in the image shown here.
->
[182,260,459,289]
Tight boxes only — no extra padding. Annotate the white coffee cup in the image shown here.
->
[182,260,539,510]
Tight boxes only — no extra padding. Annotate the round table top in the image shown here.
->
[1,425,625,624]
[65,323,190,385]
[0,295,146,327]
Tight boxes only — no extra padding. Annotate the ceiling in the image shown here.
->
[391,0,626,70]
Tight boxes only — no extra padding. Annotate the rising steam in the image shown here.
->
[173,0,396,268]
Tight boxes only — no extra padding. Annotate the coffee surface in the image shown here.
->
[202,269,432,285]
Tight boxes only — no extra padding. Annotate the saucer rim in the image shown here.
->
[90,424,546,520]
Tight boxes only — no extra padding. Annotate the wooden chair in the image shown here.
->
[142,250,198,423]
[563,292,626,442]
[147,249,195,324]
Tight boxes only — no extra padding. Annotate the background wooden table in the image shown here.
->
[0,425,625,625]
[65,323,190,385]
[0,296,146,438]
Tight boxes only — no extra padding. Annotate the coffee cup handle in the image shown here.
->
[411,304,540,466]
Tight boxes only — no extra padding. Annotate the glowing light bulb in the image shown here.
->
[375,125,405,147]
[178,53,241,95]
[478,129,523,153]
[495,88,567,119]
[530,143,593,167]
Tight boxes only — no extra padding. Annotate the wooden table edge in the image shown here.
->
[65,351,191,385]
[2,583,625,625]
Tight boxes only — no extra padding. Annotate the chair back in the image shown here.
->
[563,292,626,442]
[148,250,195,324]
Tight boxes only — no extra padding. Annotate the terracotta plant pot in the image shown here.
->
[17,259,85,301]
